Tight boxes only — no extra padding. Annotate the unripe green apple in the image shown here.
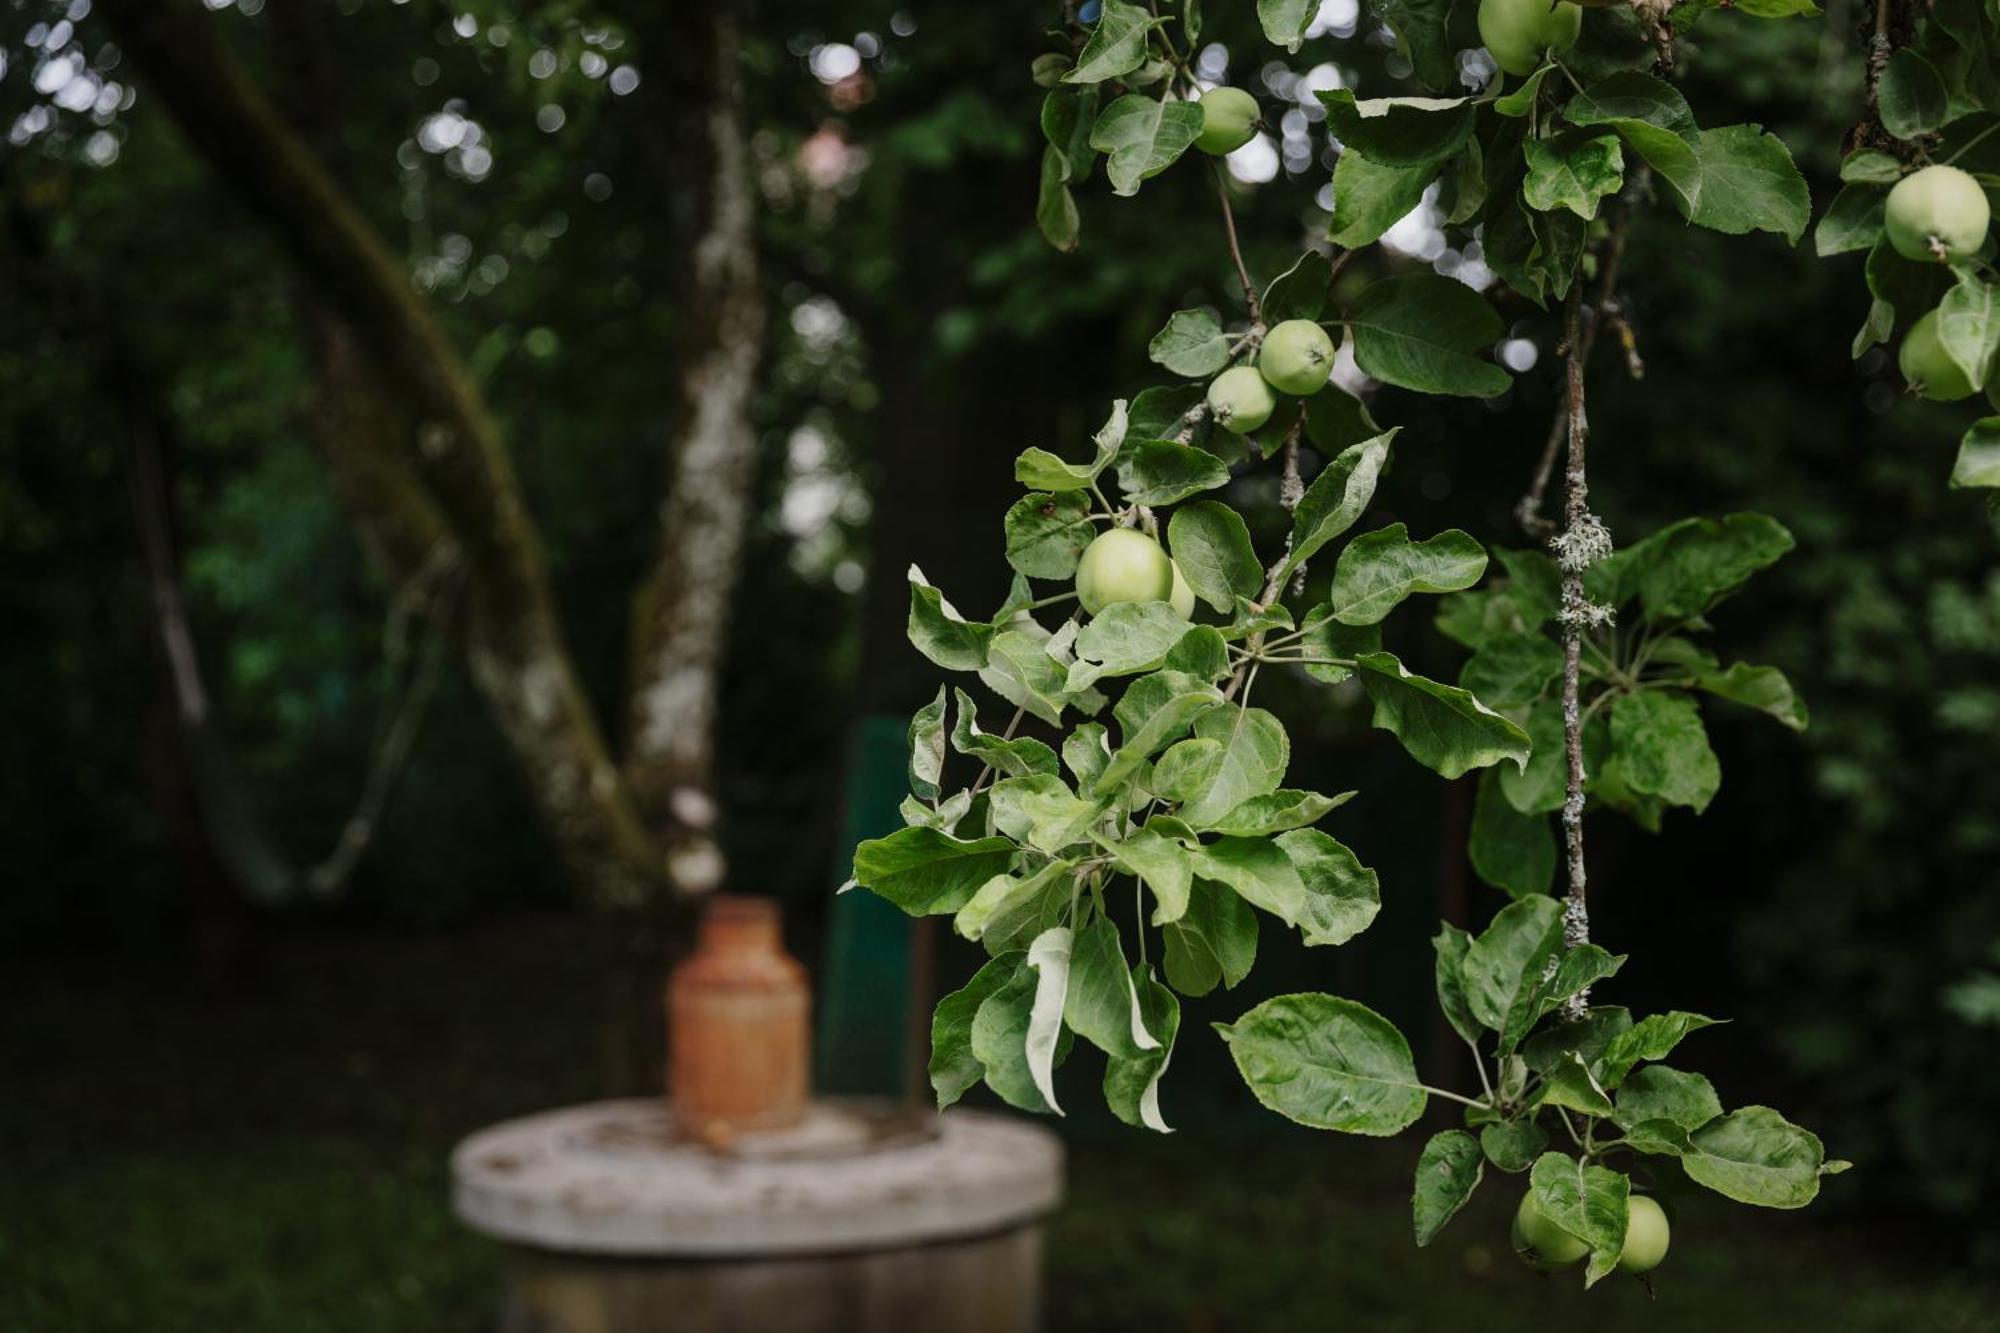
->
[1900,308,1977,401]
[1617,1195,1671,1276]
[1169,561,1196,619]
[1511,1189,1589,1269]
[1207,365,1276,433]
[1076,529,1174,615]
[1196,87,1259,156]
[1884,165,1991,264]
[1259,319,1336,395]
[1477,0,1582,77]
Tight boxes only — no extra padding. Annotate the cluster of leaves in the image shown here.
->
[844,0,1855,1286]
[1443,513,1809,897]
[854,394,1527,1130]
[1815,0,2000,492]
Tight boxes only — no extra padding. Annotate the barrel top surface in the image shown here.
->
[451,1098,1065,1258]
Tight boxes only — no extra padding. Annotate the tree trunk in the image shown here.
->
[623,5,763,892]
[100,0,669,906]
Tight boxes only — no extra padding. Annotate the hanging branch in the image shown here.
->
[1553,287,1616,989]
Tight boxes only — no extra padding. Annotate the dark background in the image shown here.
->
[4,0,1999,1328]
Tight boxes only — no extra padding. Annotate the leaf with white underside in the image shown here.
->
[908,687,947,803]
[1953,417,2000,489]
[1091,95,1204,197]
[1281,430,1397,580]
[1938,274,2000,390]
[1023,926,1074,1114]
[1105,966,1181,1132]
[1219,993,1427,1135]
[907,566,993,671]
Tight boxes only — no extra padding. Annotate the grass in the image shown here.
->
[5,916,1995,1332]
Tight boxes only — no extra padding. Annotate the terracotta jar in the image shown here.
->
[667,895,810,1143]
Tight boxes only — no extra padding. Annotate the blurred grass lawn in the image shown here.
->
[5,917,1995,1333]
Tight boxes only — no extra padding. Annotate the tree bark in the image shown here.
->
[623,6,763,890]
[100,0,669,906]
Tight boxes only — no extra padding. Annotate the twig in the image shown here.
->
[1214,163,1262,327]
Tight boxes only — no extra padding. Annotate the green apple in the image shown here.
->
[1259,319,1336,395]
[1169,561,1196,619]
[1511,1189,1590,1270]
[1076,529,1174,615]
[1884,164,1991,264]
[1196,87,1259,156]
[1477,0,1582,77]
[1617,1195,1671,1276]
[1900,308,1977,401]
[1207,365,1276,433]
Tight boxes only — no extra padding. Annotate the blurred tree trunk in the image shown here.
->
[622,2,764,891]
[99,0,677,907]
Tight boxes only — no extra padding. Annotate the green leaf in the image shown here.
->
[1537,1051,1615,1117]
[931,953,1024,1108]
[1495,65,1553,117]
[1413,1130,1485,1246]
[1257,0,1316,49]
[1168,501,1262,613]
[1462,893,1564,1051]
[1064,0,1158,84]
[970,951,1054,1112]
[1193,835,1313,925]
[1276,827,1382,946]
[1622,512,1795,618]
[982,863,1076,956]
[1355,651,1533,779]
[1469,768,1556,897]
[1866,234,1952,327]
[1206,789,1354,836]
[950,687,1061,778]
[1953,416,2000,488]
[1090,94,1204,197]
[1219,993,1428,1135]
[1537,945,1626,1025]
[1938,274,2000,389]
[1461,632,1563,707]
[1036,145,1080,254]
[1368,0,1456,89]
[1691,124,1811,244]
[1329,524,1488,625]
[1179,706,1290,827]
[1004,491,1096,579]
[1682,1106,1829,1208]
[907,565,994,671]
[1853,296,1895,358]
[1129,384,1206,441]
[1261,249,1333,324]
[1148,308,1233,377]
[953,859,1074,943]
[1599,1010,1720,1087]
[1563,72,1703,215]
[1281,430,1398,580]
[1523,130,1625,220]
[1041,85,1100,182]
[1317,90,1476,167]
[1304,385,1385,455]
[1690,661,1808,731]
[1498,699,1565,815]
[1118,439,1233,505]
[987,774,1105,854]
[1098,669,1227,794]
[1151,738,1226,804]
[1065,916,1159,1060]
[1879,49,1949,139]
[1095,819,1196,924]
[1613,1064,1723,1132]
[1162,876,1258,994]
[979,629,1078,727]
[1610,691,1721,813]
[1433,922,1482,1047]
[1062,723,1111,792]
[1014,400,1126,491]
[1814,183,1886,258]
[852,826,1021,915]
[1840,148,1903,184]
[1481,1117,1548,1173]
[1329,150,1440,248]
[1073,601,1195,684]
[1349,275,1510,398]
[1104,966,1181,1132]
[908,687,947,803]
[1523,1005,1632,1080]
[1529,1153,1630,1287]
